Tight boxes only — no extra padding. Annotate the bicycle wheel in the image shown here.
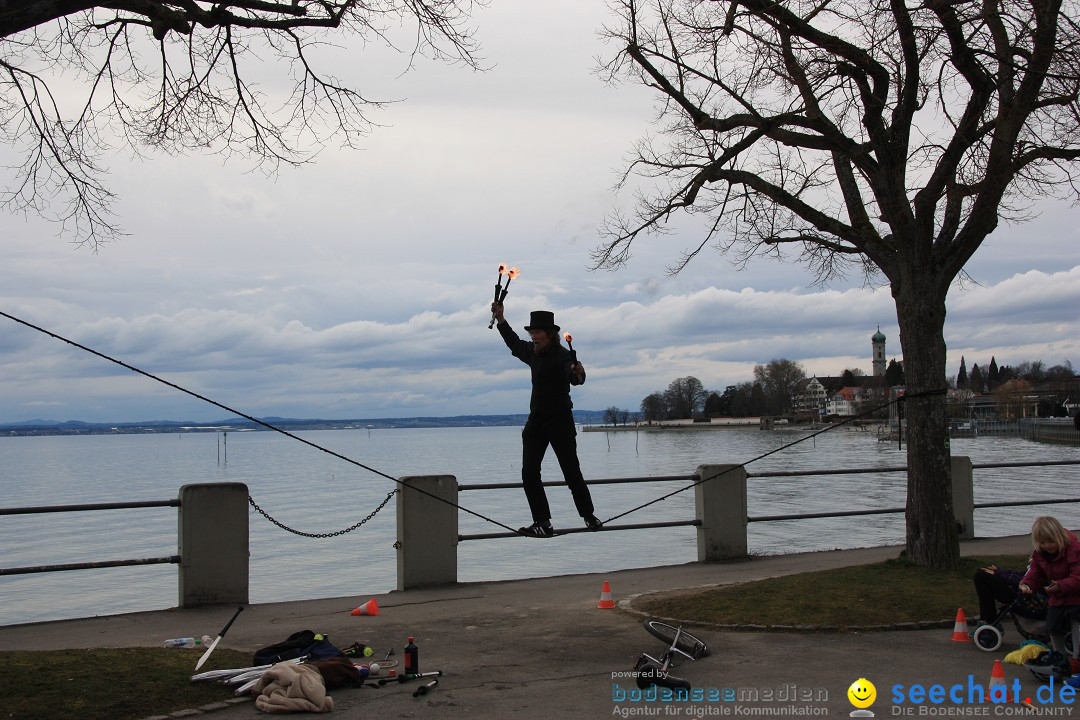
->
[643,620,710,659]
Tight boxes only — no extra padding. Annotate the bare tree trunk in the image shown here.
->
[894,284,960,569]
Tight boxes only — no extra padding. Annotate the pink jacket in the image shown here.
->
[1021,535,1080,607]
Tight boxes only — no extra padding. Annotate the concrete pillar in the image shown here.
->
[695,464,748,561]
[951,455,974,540]
[397,475,458,591]
[179,483,249,607]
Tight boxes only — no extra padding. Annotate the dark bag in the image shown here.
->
[253,630,345,665]
[254,630,317,665]
[308,656,365,689]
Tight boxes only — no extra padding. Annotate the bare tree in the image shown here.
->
[1,0,481,248]
[664,375,707,418]
[640,391,665,421]
[595,0,1080,568]
[753,358,806,414]
[994,378,1035,419]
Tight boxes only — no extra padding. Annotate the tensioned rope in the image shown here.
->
[0,310,519,536]
[592,387,945,532]
[1,309,939,539]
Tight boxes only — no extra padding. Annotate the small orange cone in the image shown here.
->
[950,608,970,642]
[351,598,379,616]
[597,581,615,609]
[989,659,1006,687]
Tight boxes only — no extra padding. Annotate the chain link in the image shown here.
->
[248,490,397,538]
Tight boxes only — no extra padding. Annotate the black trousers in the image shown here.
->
[973,569,1016,622]
[521,411,594,523]
[1046,604,1080,638]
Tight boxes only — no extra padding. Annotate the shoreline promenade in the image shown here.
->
[3,534,1073,719]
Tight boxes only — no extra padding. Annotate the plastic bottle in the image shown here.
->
[404,636,419,675]
[163,635,213,649]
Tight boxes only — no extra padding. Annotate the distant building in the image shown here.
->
[872,327,886,378]
[795,377,828,417]
[791,327,895,418]
[958,374,1080,420]
[825,386,871,417]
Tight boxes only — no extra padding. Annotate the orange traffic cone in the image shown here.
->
[988,659,1009,702]
[597,581,615,609]
[989,659,1006,687]
[351,598,379,616]
[950,608,970,642]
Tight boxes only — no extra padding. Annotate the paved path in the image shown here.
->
[4,535,1075,719]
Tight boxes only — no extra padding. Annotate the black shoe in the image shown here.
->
[584,514,603,531]
[519,521,554,538]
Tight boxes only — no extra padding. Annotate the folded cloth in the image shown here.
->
[1005,644,1048,665]
[253,663,333,713]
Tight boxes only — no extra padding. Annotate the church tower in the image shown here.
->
[872,327,886,377]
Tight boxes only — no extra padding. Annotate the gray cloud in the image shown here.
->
[1,266,1075,423]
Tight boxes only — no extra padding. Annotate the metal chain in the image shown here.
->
[248,490,397,538]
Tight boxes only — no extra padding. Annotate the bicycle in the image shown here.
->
[633,620,710,691]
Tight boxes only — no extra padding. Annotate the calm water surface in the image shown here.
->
[1,425,1078,625]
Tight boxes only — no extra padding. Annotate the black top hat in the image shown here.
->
[524,310,560,332]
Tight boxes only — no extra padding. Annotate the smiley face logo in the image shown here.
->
[847,678,876,709]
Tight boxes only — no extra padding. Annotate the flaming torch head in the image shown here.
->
[497,267,519,303]
[563,332,576,362]
[494,263,509,304]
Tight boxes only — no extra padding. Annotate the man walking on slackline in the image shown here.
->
[491,301,602,537]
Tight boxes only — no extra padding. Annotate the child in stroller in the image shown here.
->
[971,586,1050,652]
[970,564,1046,652]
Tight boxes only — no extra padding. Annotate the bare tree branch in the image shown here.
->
[595,0,1080,569]
[1,0,483,248]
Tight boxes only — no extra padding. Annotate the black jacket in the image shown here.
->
[498,322,585,418]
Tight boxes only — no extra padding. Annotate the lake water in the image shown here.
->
[2,425,1078,626]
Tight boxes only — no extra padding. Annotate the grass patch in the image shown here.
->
[0,647,253,720]
[638,554,1029,630]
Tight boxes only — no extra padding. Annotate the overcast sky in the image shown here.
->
[1,2,1077,425]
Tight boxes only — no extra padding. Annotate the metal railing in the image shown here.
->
[0,499,180,575]
[745,459,1080,522]
[5,459,1080,600]
[455,460,1080,537]
[0,483,248,607]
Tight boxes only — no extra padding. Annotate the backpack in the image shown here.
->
[253,630,345,665]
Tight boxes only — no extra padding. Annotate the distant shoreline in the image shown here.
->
[582,418,890,432]
[0,412,592,437]
[583,418,762,432]
[0,413,891,438]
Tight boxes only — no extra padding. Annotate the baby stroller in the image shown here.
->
[972,591,1052,653]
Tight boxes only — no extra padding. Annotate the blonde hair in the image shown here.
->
[1031,516,1072,550]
